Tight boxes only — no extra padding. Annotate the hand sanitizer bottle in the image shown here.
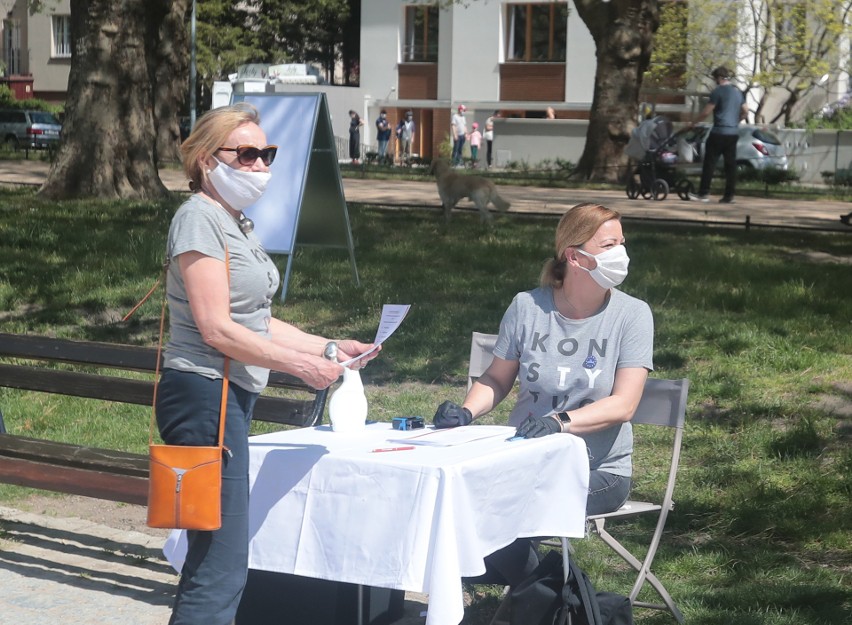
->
[329,368,368,433]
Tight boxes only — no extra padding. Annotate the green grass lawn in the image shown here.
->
[0,188,850,624]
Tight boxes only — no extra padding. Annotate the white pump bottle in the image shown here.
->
[328,367,368,433]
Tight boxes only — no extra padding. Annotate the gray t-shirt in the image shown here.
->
[494,287,654,476]
[709,83,744,135]
[163,194,281,393]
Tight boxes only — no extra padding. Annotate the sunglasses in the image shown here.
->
[217,144,278,166]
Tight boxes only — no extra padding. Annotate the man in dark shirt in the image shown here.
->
[689,66,749,204]
[375,110,391,164]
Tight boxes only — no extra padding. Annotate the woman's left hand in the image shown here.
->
[337,340,381,369]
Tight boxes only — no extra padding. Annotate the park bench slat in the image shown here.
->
[0,332,324,390]
[0,456,148,505]
[0,436,148,475]
[0,332,158,372]
[0,333,329,505]
[0,363,158,405]
[0,364,326,427]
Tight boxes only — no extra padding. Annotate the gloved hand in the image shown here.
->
[514,415,561,439]
[433,401,473,429]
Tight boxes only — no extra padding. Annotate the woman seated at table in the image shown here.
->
[433,202,654,586]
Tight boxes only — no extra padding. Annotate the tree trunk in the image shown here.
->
[40,0,170,200]
[150,0,191,165]
[573,0,660,182]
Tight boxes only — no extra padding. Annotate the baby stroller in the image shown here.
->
[624,116,675,201]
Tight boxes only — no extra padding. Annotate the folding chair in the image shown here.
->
[468,333,688,623]
[587,377,688,623]
[468,331,499,391]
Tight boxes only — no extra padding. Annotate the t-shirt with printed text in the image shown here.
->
[493,287,654,476]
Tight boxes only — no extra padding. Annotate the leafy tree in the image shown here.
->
[40,0,189,200]
[192,0,257,110]
[571,0,662,182]
[190,1,361,109]
[248,0,358,85]
[649,0,852,126]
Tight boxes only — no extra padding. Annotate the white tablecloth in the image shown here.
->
[164,423,589,625]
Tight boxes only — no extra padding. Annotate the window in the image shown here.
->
[506,3,568,62]
[52,15,71,58]
[3,19,21,74]
[404,5,439,62]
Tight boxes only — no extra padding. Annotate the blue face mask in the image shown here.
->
[576,245,630,289]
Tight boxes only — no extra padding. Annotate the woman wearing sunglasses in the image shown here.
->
[158,102,379,625]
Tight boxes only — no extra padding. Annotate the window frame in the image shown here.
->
[403,4,439,63]
[51,14,72,59]
[505,2,568,63]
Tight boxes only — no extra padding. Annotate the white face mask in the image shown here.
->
[576,244,630,289]
[207,156,271,211]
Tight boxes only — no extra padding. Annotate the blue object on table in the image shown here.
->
[392,416,425,431]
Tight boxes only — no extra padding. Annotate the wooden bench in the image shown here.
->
[0,332,329,506]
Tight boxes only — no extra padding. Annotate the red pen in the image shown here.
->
[371,446,415,453]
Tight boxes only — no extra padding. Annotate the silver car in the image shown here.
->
[668,123,789,172]
[0,109,62,150]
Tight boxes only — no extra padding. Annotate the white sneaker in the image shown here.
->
[687,192,709,202]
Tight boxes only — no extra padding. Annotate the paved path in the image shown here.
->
[341,177,851,232]
[0,505,429,625]
[1,159,849,231]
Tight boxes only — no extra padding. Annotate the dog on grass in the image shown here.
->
[431,159,510,223]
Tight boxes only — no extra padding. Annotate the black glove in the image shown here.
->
[433,401,473,429]
[514,415,561,439]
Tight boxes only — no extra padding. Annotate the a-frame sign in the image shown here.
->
[232,92,359,302]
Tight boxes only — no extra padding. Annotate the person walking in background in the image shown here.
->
[484,111,497,169]
[469,122,482,168]
[161,102,379,625]
[451,104,467,167]
[396,110,415,165]
[348,109,364,165]
[688,66,748,204]
[375,110,391,164]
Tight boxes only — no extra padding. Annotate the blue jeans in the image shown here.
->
[466,470,631,587]
[377,139,389,159]
[452,134,466,165]
[156,368,259,625]
[586,469,631,516]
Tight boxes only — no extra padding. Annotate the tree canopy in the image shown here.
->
[649,0,852,125]
[36,0,361,199]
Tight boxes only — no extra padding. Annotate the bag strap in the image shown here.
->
[565,556,603,625]
[148,242,231,448]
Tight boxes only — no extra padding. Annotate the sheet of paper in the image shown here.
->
[389,426,509,447]
[339,304,411,367]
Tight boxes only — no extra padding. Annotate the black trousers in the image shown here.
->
[699,132,738,199]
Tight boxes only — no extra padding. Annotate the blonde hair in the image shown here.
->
[539,202,621,288]
[180,103,262,191]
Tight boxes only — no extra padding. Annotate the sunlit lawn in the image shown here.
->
[0,188,850,624]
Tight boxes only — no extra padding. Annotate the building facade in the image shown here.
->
[360,0,598,160]
[357,0,850,162]
[0,0,71,102]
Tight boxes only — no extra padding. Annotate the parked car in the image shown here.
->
[668,123,789,172]
[0,109,62,150]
